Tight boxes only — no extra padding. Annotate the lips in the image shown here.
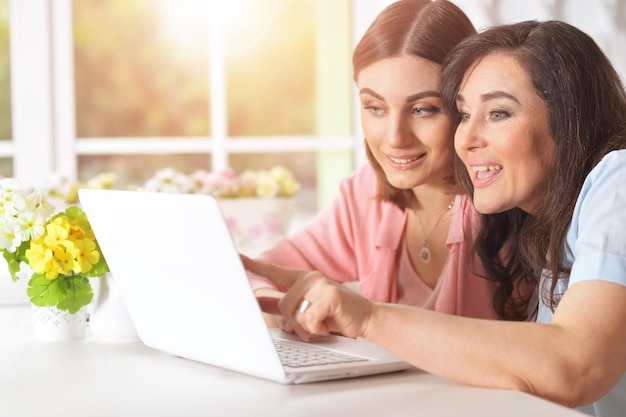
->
[387,153,426,169]
[472,165,502,179]
[468,163,503,188]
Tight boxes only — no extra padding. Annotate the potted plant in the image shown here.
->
[0,179,109,340]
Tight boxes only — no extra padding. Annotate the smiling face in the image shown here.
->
[357,55,455,191]
[454,53,556,215]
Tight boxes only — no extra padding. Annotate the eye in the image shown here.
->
[363,105,384,116]
[489,110,510,121]
[412,106,439,117]
[457,111,470,122]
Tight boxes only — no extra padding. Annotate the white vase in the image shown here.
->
[89,272,140,342]
[31,304,88,341]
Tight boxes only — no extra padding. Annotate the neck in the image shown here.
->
[411,185,458,217]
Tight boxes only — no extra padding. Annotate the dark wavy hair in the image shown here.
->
[353,0,476,211]
[441,20,626,315]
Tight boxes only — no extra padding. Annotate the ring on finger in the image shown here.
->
[297,298,312,314]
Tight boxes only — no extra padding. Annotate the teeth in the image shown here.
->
[390,156,419,164]
[472,165,502,172]
[472,165,502,179]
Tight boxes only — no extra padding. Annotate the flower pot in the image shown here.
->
[217,197,297,256]
[31,305,88,341]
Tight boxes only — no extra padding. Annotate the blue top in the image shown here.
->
[537,149,626,416]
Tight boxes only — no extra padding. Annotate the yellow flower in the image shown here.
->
[53,244,79,276]
[43,217,70,248]
[270,166,300,196]
[25,242,58,280]
[74,238,100,274]
[255,171,281,198]
[25,214,90,280]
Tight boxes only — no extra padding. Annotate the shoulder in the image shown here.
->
[586,149,626,183]
[446,194,479,245]
[340,163,378,197]
[332,163,406,246]
[577,150,626,209]
[336,163,399,216]
[567,150,626,287]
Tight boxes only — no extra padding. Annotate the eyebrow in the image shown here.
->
[457,91,520,104]
[359,88,441,103]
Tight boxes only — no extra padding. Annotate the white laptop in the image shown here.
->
[78,188,412,384]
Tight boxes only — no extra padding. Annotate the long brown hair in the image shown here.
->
[441,21,626,314]
[353,0,476,211]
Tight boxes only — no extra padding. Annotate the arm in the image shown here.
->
[365,279,626,407]
[243,256,626,408]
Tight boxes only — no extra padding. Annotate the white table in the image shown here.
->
[0,306,587,417]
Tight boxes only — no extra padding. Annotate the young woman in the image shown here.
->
[249,0,533,327]
[244,20,626,415]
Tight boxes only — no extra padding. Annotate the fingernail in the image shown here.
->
[284,321,293,332]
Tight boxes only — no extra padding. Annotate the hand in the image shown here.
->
[241,255,373,341]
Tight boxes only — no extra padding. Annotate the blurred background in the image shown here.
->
[0,0,625,220]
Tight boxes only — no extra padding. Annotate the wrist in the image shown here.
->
[361,301,383,341]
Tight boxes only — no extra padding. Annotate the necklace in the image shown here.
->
[415,201,454,264]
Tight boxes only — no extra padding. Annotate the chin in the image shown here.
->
[388,180,419,191]
[473,198,507,215]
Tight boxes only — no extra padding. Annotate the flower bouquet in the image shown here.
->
[0,179,109,314]
[142,165,300,198]
[45,172,118,205]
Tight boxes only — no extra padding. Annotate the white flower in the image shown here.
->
[143,168,194,194]
[17,211,47,241]
[15,262,34,281]
[86,172,117,189]
[0,221,25,252]
[0,186,27,216]
[142,166,300,198]
[0,178,24,193]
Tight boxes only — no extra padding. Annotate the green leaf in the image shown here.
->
[64,205,87,221]
[63,205,111,278]
[57,275,93,314]
[27,274,93,314]
[2,241,30,281]
[27,274,65,307]
[3,250,21,281]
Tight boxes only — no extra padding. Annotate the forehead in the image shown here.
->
[458,53,535,100]
[356,55,441,89]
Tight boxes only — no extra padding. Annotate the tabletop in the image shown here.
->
[0,305,587,417]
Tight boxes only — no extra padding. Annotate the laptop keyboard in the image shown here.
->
[274,339,370,368]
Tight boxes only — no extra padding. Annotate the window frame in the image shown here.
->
[8,0,385,205]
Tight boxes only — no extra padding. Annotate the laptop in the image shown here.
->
[78,188,412,384]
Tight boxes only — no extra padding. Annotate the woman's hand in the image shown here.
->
[241,255,373,341]
[253,287,284,328]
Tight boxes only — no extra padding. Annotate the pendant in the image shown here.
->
[420,246,431,263]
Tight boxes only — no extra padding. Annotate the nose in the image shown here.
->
[454,116,484,154]
[386,113,415,148]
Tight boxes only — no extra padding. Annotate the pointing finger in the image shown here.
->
[240,254,307,290]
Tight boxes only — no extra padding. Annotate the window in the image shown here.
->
[8,0,367,218]
[0,0,11,175]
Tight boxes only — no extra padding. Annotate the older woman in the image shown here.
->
[244,20,626,415]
